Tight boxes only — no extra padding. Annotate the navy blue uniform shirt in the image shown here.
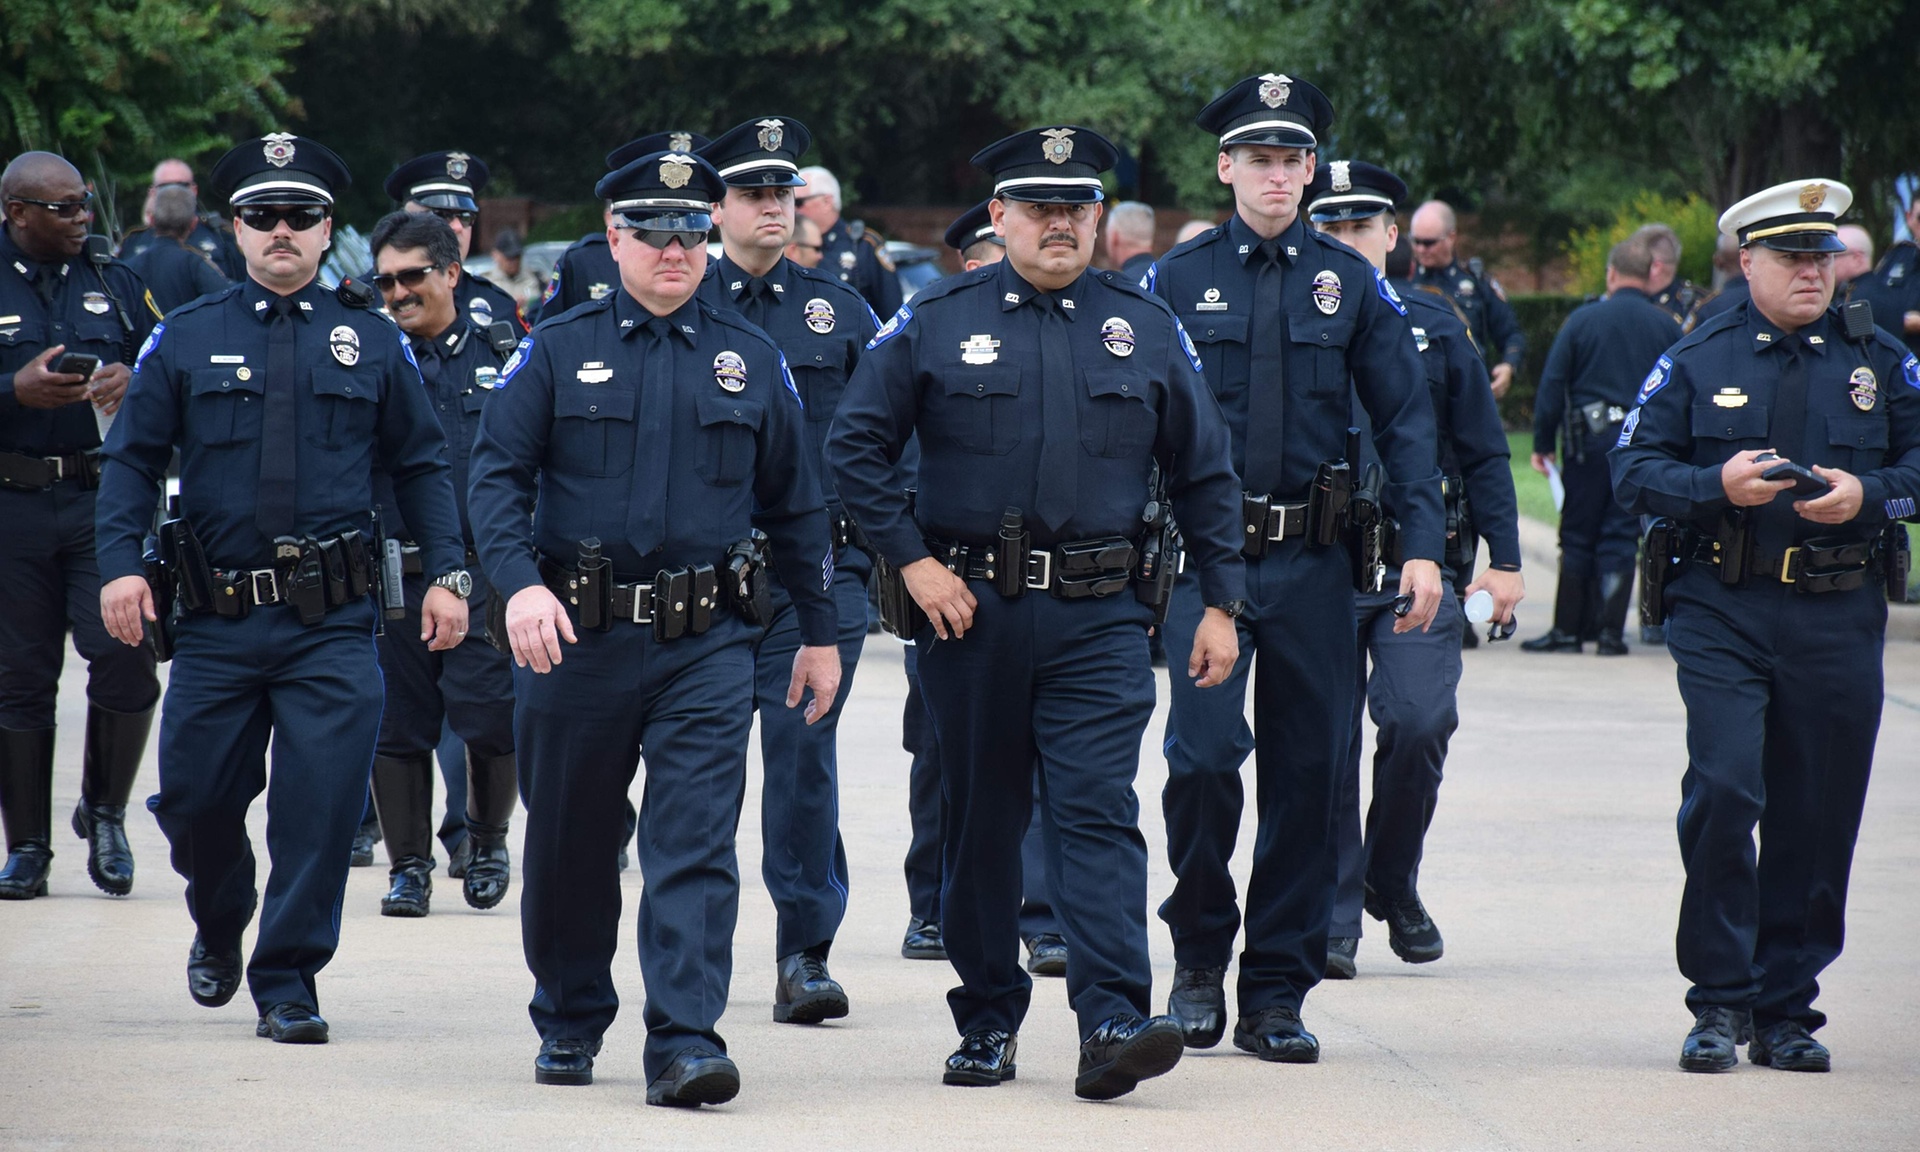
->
[95,276,465,581]
[1147,212,1445,562]
[125,235,230,316]
[1532,285,1681,457]
[1,225,159,456]
[120,219,243,281]
[1852,241,1920,354]
[827,257,1248,605]
[819,221,902,319]
[467,287,838,644]
[532,233,618,325]
[1412,258,1526,368]
[374,315,506,545]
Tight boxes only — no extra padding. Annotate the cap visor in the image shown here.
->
[1754,231,1847,254]
[996,186,1105,205]
[614,210,714,232]
[409,191,479,212]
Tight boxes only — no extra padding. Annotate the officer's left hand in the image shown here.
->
[421,586,469,651]
[1189,608,1239,688]
[88,362,132,415]
[1463,566,1526,624]
[1796,467,1864,524]
[1489,363,1514,399]
[787,644,843,725]
[1395,559,1444,633]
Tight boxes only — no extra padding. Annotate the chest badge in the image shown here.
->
[1100,317,1136,357]
[960,334,1001,365]
[329,325,361,366]
[1712,388,1748,408]
[1849,366,1878,411]
[714,350,748,392]
[803,297,836,334]
[1197,287,1227,313]
[839,250,858,272]
[82,291,110,315]
[1311,269,1343,316]
[577,361,613,384]
[474,366,501,390]
[587,282,612,300]
[1411,326,1430,352]
[1456,278,1475,296]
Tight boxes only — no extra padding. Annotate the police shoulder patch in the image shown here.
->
[779,351,803,407]
[1904,354,1920,390]
[1374,267,1406,316]
[133,322,165,372]
[867,303,914,349]
[1141,262,1158,293]
[1173,316,1204,373]
[1636,355,1673,404]
[500,335,533,385]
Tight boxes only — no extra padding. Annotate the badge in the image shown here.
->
[446,151,470,181]
[1637,355,1673,403]
[261,132,297,168]
[1197,287,1227,312]
[1311,270,1342,315]
[1099,317,1136,358]
[1711,389,1748,408]
[468,297,494,327]
[1257,73,1291,108]
[1411,326,1429,352]
[577,361,613,384]
[82,291,110,315]
[1850,366,1877,411]
[839,251,857,271]
[587,282,612,300]
[757,119,785,152]
[803,297,836,334]
[1330,161,1351,193]
[1040,128,1075,165]
[669,132,693,153]
[475,367,500,390]
[1456,278,1475,296]
[659,156,694,189]
[197,238,216,253]
[329,324,361,366]
[960,334,1001,365]
[714,350,748,392]
[1799,183,1828,212]
[236,366,252,381]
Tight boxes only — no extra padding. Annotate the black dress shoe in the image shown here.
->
[1363,885,1443,963]
[0,842,52,900]
[1325,937,1358,980]
[1167,964,1226,1049]
[1519,628,1583,653]
[187,932,245,1008]
[534,1037,601,1085]
[349,817,379,867]
[1233,1005,1319,1063]
[901,917,947,960]
[1748,1020,1830,1073]
[380,857,432,918]
[72,800,134,896]
[1595,630,1630,656]
[445,836,472,881]
[462,827,511,910]
[774,947,849,1023]
[256,1002,329,1044]
[1679,1005,1752,1073]
[1024,933,1068,977]
[1075,1015,1184,1100]
[944,1028,1017,1086]
[646,1048,740,1107]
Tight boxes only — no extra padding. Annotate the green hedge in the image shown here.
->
[1500,293,1585,431]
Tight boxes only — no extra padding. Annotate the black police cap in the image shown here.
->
[605,131,711,173]
[699,117,812,188]
[943,200,1003,252]
[593,150,725,231]
[1198,73,1334,151]
[970,126,1117,204]
[384,151,490,212]
[211,133,351,208]
[1304,160,1408,223]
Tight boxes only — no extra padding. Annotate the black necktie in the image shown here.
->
[625,317,674,556]
[1243,239,1287,494]
[256,294,299,538]
[1772,339,1808,467]
[31,265,57,308]
[741,276,771,329]
[1033,294,1078,532]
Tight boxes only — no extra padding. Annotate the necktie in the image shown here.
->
[1242,239,1287,494]
[741,276,771,329]
[31,265,57,308]
[256,294,299,538]
[625,317,674,556]
[1033,294,1079,532]
[1771,339,1808,467]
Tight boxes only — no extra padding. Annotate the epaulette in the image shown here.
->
[701,302,785,352]
[165,282,244,320]
[531,293,612,332]
[908,264,996,308]
[1158,224,1226,263]
[1092,267,1170,309]
[1668,301,1746,354]
[789,261,873,305]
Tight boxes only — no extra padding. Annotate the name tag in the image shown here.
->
[210,355,246,364]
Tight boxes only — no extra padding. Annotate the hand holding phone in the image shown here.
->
[55,352,102,381]
[1759,460,1832,497]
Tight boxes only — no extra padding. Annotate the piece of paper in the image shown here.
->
[1545,457,1565,512]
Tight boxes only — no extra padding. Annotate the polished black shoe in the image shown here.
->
[0,842,52,900]
[534,1037,601,1085]
[379,857,433,917]
[71,800,134,896]
[1595,630,1630,656]
[1167,964,1227,1049]
[1024,933,1068,977]
[187,933,244,1008]
[1749,1020,1830,1073]
[1075,1015,1184,1100]
[349,818,379,868]
[1520,628,1583,653]
[462,826,511,910]
[445,836,472,881]
[774,947,849,1023]
[1679,1005,1752,1073]
[646,1048,740,1107]
[1325,937,1358,980]
[943,1028,1017,1086]
[1363,885,1443,963]
[901,917,947,960]
[1233,1005,1320,1063]
[256,1002,328,1044]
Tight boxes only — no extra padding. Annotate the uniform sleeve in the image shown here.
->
[530,254,568,326]
[1610,350,1726,518]
[1444,332,1521,568]
[1532,318,1576,458]
[95,323,180,581]
[189,253,231,300]
[1352,279,1445,562]
[1853,346,1920,524]
[376,328,464,578]
[1156,317,1247,604]
[826,311,925,569]
[753,352,837,645]
[1487,288,1526,367]
[468,334,553,598]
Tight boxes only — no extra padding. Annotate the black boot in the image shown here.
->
[1521,565,1588,653]
[71,704,153,896]
[0,727,56,900]
[371,753,435,917]
[1594,570,1633,656]
[463,749,516,910]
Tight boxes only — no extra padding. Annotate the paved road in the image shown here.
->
[4,555,1918,1150]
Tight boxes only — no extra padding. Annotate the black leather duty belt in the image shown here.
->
[926,535,1137,599]
[0,449,101,491]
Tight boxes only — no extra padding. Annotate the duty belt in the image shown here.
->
[1687,534,1879,594]
[208,565,296,611]
[0,449,101,491]
[539,558,731,629]
[1240,492,1310,558]
[927,535,1137,598]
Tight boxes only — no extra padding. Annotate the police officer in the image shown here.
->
[1639,223,1708,326]
[796,165,902,318]
[97,133,469,1043]
[1614,179,1920,1074]
[117,159,245,281]
[467,149,841,1104]
[362,210,519,917]
[1409,199,1526,397]
[384,151,528,334]
[1145,74,1445,1062]
[1852,195,1920,354]
[831,125,1246,1099]
[124,184,231,315]
[1303,160,1525,978]
[1525,231,1681,655]
[0,152,162,900]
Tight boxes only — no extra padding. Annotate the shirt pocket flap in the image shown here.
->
[941,365,1022,399]
[1826,413,1888,450]
[555,386,634,421]
[187,367,264,397]
[1689,402,1769,440]
[310,366,376,403]
[1083,366,1151,403]
[695,390,765,430]
[1184,314,1248,345]
[1287,308,1357,349]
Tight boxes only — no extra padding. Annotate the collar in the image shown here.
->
[1227,212,1306,267]
[613,288,701,346]
[1745,303,1832,356]
[1611,285,1651,303]
[715,252,790,305]
[413,316,473,359]
[240,275,322,323]
[994,258,1086,318]
[1414,260,1463,282]
[0,225,69,282]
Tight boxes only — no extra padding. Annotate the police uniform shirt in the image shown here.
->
[0,224,159,456]
[462,270,528,335]
[1147,211,1446,560]
[532,233,618,325]
[1412,258,1526,368]
[373,315,505,545]
[467,287,838,644]
[1531,285,1681,458]
[95,277,466,583]
[125,235,231,316]
[819,221,903,319]
[1852,240,1920,353]
[120,219,244,281]
[1689,275,1750,330]
[828,256,1248,605]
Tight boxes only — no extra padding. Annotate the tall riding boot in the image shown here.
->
[462,749,517,910]
[71,704,154,896]
[1595,570,1634,656]
[370,753,435,917]
[0,727,57,899]
[1521,565,1588,652]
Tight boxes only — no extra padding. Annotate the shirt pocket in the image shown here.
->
[1287,308,1358,398]
[186,368,264,447]
[551,385,636,478]
[786,334,849,423]
[1689,402,1770,443]
[1080,366,1156,458]
[936,365,1023,455]
[308,366,379,451]
[694,390,764,487]
[1825,412,1888,473]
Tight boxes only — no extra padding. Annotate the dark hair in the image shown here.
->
[1384,232,1414,280]
[367,209,460,268]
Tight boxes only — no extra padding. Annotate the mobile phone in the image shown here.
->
[55,352,101,380]
[1760,461,1831,497]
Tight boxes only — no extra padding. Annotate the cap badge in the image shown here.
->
[446,152,470,181]
[660,156,694,190]
[714,350,748,392]
[669,132,693,153]
[1330,161,1351,193]
[1311,269,1343,315]
[804,297,836,334]
[1100,316,1136,357]
[757,119,786,152]
[1799,183,1828,212]
[1850,366,1878,411]
[262,132,297,169]
[960,334,1001,365]
[329,324,361,366]
[1258,73,1292,108]
[1040,128,1076,165]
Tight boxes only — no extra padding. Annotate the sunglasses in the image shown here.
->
[429,208,477,227]
[626,228,708,250]
[370,263,443,292]
[1409,237,1443,248]
[789,241,822,252]
[238,205,328,232]
[10,192,94,219]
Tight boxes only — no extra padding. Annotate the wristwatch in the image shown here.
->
[1207,599,1246,619]
[432,569,473,599]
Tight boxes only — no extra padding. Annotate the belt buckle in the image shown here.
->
[249,568,280,605]
[1778,546,1800,584]
[42,455,65,482]
[631,583,653,626]
[1026,550,1053,590]
[1267,508,1286,542]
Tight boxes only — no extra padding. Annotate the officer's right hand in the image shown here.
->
[505,584,577,673]
[1490,362,1514,399]
[1530,452,1553,475]
[101,575,154,648]
[12,345,92,409]
[1721,449,1795,507]
[902,556,977,640]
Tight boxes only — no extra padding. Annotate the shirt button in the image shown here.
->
[1207,328,1216,337]
[1120,384,1129,392]
[976,383,985,393]
[589,404,599,413]
[814,354,824,363]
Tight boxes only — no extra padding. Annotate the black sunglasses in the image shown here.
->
[1409,237,1443,247]
[10,192,94,219]
[238,205,328,232]
[429,208,477,227]
[627,228,708,251]
[790,241,822,252]
[370,263,443,292]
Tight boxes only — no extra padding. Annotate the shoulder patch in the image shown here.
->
[133,322,165,372]
[1141,262,1158,293]
[779,351,803,407]
[395,325,419,371]
[1636,354,1673,404]
[1906,355,1920,390]
[868,303,914,349]
[1374,268,1406,316]
[500,335,533,385]
[1173,316,1204,373]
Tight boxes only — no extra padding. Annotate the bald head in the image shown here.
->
[1,151,83,201]
[1176,218,1214,244]
[1835,224,1873,283]
[1410,200,1457,270]
[152,159,195,188]
[1104,201,1155,267]
[2,152,91,261]
[795,165,842,231]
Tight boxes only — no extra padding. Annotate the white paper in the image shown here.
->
[1545,457,1565,512]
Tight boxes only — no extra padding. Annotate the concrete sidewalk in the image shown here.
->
[3,573,1918,1150]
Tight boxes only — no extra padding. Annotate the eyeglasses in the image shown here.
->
[1409,237,1443,248]
[789,241,822,252]
[429,208,477,227]
[238,205,328,232]
[9,192,94,219]
[626,228,708,251]
[794,195,821,206]
[370,263,443,292]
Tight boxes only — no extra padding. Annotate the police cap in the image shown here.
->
[1198,73,1333,152]
[943,200,1003,252]
[593,150,725,232]
[970,126,1117,205]
[211,133,351,208]
[605,131,711,172]
[1304,159,1407,223]
[383,151,490,212]
[699,118,812,188]
[1718,179,1854,253]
